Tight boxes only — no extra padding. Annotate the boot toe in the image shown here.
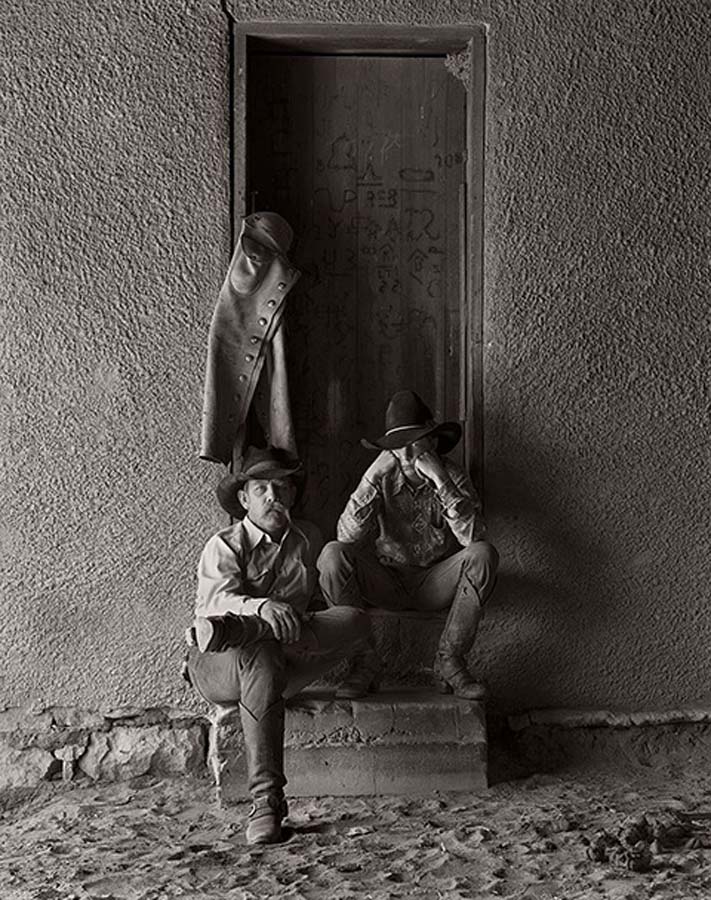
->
[245,795,287,845]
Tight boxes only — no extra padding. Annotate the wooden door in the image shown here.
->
[247,54,467,534]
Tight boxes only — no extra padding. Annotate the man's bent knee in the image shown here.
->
[187,640,286,710]
[462,540,499,572]
[317,540,353,573]
[317,540,364,608]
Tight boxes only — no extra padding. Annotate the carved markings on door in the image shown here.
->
[248,55,466,531]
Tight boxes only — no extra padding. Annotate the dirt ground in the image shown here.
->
[1,761,710,900]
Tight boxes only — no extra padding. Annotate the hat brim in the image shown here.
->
[216,463,304,519]
[242,220,291,257]
[361,421,462,454]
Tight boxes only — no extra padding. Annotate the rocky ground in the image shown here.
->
[1,758,710,900]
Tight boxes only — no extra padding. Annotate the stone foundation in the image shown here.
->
[503,708,711,777]
[2,699,711,795]
[0,705,207,791]
[208,690,487,801]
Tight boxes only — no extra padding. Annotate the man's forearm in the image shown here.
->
[436,480,487,545]
[336,479,380,543]
[195,593,269,618]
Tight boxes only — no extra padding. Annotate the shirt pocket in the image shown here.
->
[245,559,276,594]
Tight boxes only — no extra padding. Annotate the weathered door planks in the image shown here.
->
[248,53,467,533]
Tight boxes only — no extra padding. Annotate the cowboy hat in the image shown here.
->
[361,390,461,454]
[242,211,294,256]
[216,445,304,518]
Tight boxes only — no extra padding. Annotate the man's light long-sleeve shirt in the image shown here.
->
[195,517,323,617]
[337,456,486,568]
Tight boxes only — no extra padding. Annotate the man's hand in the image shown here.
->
[363,450,396,486]
[258,599,302,644]
[414,450,450,489]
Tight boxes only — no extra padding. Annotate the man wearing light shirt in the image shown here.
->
[318,390,499,701]
[185,446,368,846]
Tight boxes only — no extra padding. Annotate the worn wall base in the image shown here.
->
[492,708,711,783]
[0,705,207,793]
[3,700,711,796]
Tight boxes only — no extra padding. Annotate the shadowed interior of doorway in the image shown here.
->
[248,52,467,535]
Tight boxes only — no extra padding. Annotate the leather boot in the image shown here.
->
[240,699,288,844]
[335,639,382,700]
[194,614,273,653]
[434,571,486,700]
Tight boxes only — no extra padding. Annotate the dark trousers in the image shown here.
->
[186,606,369,798]
[317,540,499,612]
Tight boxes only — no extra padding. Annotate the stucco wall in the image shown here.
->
[0,0,229,710]
[0,0,708,715]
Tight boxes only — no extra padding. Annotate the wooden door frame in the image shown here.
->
[226,19,487,492]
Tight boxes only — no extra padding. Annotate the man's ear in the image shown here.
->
[237,486,250,510]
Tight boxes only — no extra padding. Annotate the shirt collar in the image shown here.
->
[242,516,275,551]
[242,515,307,551]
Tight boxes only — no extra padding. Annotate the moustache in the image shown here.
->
[266,502,290,519]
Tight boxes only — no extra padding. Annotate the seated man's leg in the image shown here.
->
[412,541,499,699]
[317,540,409,610]
[186,639,288,845]
[283,606,372,698]
[317,541,406,698]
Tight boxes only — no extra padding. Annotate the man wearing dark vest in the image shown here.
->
[185,446,369,845]
[318,390,499,700]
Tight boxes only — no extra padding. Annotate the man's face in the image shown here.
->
[392,435,436,482]
[239,477,296,537]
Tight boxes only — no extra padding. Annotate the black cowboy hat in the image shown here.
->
[361,390,462,454]
[216,445,304,518]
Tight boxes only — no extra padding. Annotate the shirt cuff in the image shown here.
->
[239,596,269,616]
[353,479,379,506]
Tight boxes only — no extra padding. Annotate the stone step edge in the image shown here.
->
[508,707,711,731]
[4,702,711,741]
[210,690,486,748]
[4,702,711,740]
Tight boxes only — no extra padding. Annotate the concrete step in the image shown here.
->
[209,689,487,801]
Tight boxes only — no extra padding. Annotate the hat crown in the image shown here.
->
[240,445,301,479]
[384,391,434,433]
[216,445,303,518]
[244,211,294,255]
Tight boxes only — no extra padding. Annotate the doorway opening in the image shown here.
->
[232,24,485,534]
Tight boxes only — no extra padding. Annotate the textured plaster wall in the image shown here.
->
[1,0,709,714]
[0,0,229,710]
